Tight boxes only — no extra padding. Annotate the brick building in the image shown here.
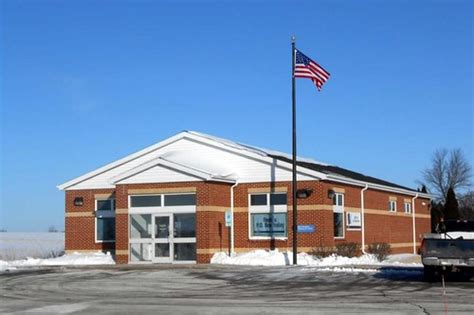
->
[58,131,431,264]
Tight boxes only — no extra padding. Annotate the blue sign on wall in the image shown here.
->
[297,224,316,233]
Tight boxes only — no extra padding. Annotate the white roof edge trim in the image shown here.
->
[57,130,326,190]
[57,131,189,190]
[110,157,236,185]
[325,175,431,199]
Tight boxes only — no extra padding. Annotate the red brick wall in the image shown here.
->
[64,179,431,263]
[65,189,115,252]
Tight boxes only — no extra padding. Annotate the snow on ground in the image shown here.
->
[0,252,115,272]
[211,249,422,268]
[0,232,64,260]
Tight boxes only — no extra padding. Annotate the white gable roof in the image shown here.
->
[57,131,325,190]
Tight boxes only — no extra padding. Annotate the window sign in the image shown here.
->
[251,213,287,237]
[347,212,361,228]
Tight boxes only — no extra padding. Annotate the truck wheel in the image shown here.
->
[423,266,437,282]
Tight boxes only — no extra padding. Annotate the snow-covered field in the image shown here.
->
[211,249,422,268]
[0,233,115,272]
[0,232,65,260]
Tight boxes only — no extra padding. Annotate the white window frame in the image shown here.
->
[248,192,288,240]
[128,193,196,214]
[404,202,412,214]
[333,193,345,239]
[389,200,397,212]
[95,199,116,243]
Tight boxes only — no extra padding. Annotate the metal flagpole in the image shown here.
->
[291,36,298,265]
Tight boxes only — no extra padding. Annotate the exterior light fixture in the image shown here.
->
[296,189,313,199]
[328,189,335,199]
[74,197,84,206]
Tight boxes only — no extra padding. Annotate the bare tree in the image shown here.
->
[421,148,471,201]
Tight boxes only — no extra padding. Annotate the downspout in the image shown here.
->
[412,193,419,254]
[230,181,239,255]
[361,184,369,254]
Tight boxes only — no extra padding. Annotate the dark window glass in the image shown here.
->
[164,194,196,206]
[131,195,161,207]
[174,243,196,261]
[270,193,287,205]
[174,213,196,237]
[251,213,287,237]
[250,194,267,206]
[97,199,113,211]
[155,243,170,258]
[333,212,344,237]
[97,217,115,241]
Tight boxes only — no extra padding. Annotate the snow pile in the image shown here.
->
[444,232,474,240]
[0,252,115,272]
[0,232,64,260]
[211,249,383,267]
[211,249,422,268]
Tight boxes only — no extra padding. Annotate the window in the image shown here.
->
[332,193,344,238]
[249,192,288,238]
[173,213,196,237]
[164,194,196,206]
[250,194,267,206]
[389,200,397,212]
[131,195,161,207]
[333,193,343,206]
[404,202,412,214]
[95,199,115,242]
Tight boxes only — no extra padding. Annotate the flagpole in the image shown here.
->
[291,36,298,265]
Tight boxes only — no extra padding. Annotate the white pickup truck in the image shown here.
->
[420,220,474,281]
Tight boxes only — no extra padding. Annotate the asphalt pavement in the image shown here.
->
[1,265,473,314]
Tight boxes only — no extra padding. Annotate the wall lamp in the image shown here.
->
[74,197,84,206]
[328,189,335,199]
[296,189,313,199]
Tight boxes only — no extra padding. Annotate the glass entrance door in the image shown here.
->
[153,215,172,263]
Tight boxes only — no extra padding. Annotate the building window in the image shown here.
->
[332,193,344,238]
[404,202,412,214]
[95,199,115,242]
[164,194,196,206]
[249,192,287,238]
[389,200,397,212]
[130,195,161,207]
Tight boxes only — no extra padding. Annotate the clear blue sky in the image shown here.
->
[1,0,472,232]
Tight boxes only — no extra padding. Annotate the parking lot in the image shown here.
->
[1,265,473,314]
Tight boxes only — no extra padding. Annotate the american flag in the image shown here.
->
[294,49,330,91]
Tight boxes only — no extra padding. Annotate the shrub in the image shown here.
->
[335,242,361,257]
[309,246,335,258]
[367,243,391,261]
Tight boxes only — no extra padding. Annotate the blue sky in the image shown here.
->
[1,0,472,232]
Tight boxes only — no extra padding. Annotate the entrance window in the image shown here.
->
[174,213,196,237]
[164,194,196,206]
[174,243,196,261]
[130,214,152,239]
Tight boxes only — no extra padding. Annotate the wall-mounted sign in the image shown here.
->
[297,224,316,233]
[225,210,232,227]
[251,213,286,237]
[347,212,361,228]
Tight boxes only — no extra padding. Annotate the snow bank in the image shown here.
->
[211,249,422,267]
[0,252,115,272]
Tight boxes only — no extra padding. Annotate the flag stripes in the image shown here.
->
[294,49,330,91]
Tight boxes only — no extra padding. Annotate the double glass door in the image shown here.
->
[129,213,196,263]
